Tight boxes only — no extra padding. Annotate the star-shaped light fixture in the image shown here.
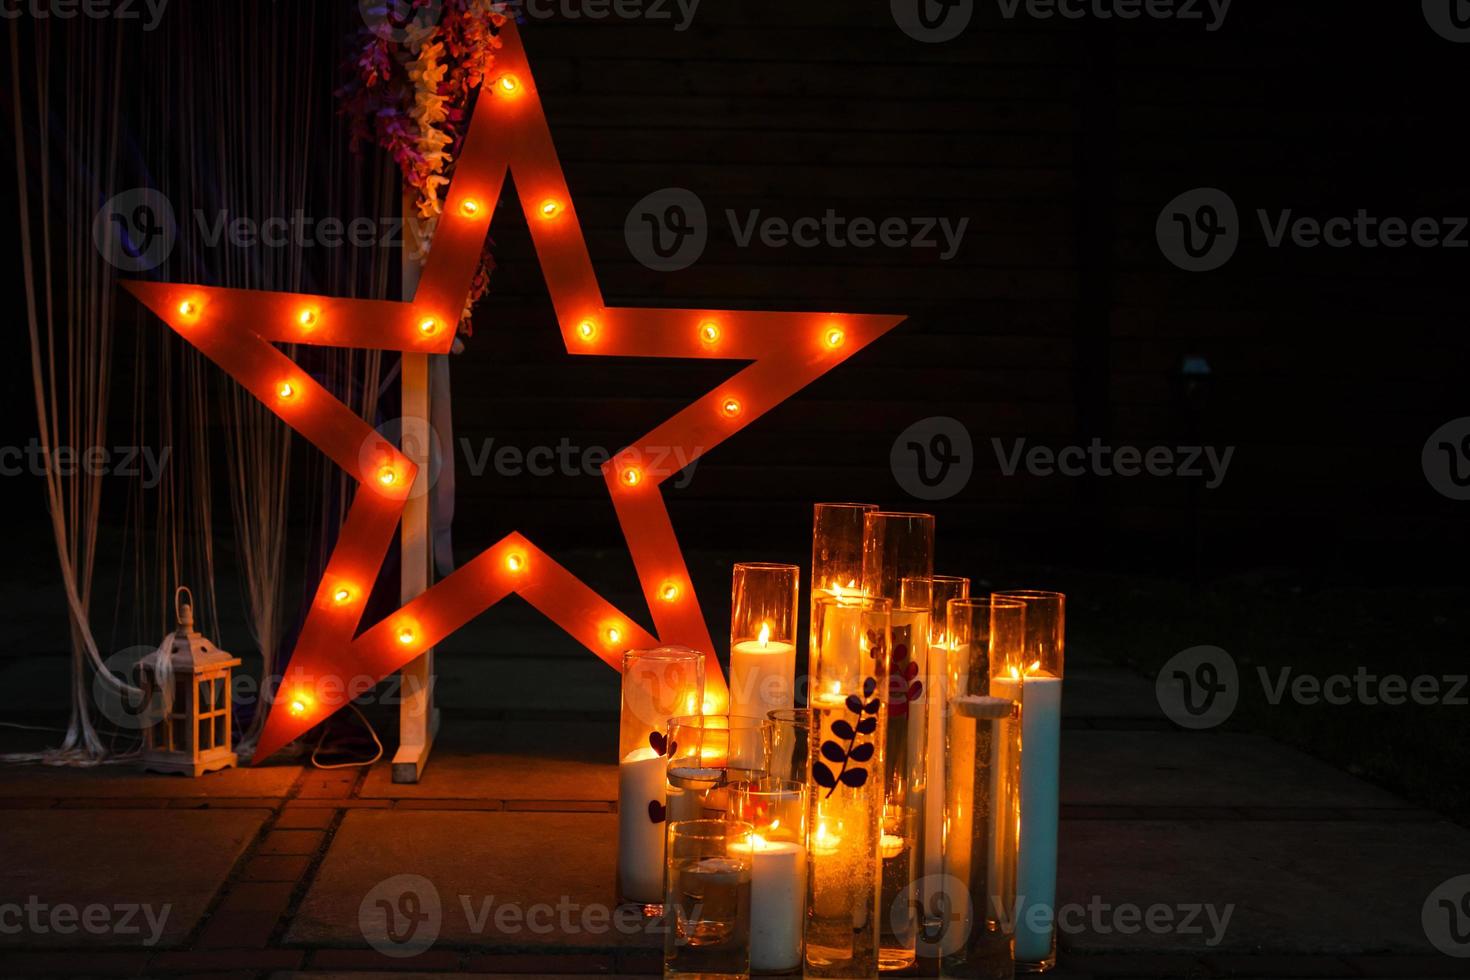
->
[123,19,905,761]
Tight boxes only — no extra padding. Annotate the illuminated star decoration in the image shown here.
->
[123,19,905,762]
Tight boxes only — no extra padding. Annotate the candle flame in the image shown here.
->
[758,623,770,647]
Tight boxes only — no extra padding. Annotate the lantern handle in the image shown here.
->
[175,586,194,629]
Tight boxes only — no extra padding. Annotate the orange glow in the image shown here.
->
[539,199,563,219]
[825,326,846,349]
[397,625,416,646]
[288,692,313,717]
[376,465,399,488]
[297,307,318,328]
[758,622,770,647]
[605,626,622,645]
[506,552,526,573]
[417,317,441,337]
[720,397,741,418]
[497,73,521,95]
[660,581,681,603]
[277,381,296,400]
[699,321,720,345]
[460,199,481,218]
[620,466,642,488]
[577,319,597,341]
[332,586,354,605]
[177,299,199,318]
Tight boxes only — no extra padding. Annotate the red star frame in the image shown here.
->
[123,19,905,761]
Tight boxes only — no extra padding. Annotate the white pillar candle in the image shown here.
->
[730,834,807,972]
[997,671,1062,962]
[617,746,669,904]
[730,630,796,721]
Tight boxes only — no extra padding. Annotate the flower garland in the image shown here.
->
[338,0,507,335]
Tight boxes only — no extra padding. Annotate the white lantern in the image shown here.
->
[139,587,240,777]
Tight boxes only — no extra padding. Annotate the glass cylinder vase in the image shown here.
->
[730,562,800,722]
[862,511,935,972]
[993,591,1065,973]
[619,646,706,908]
[811,502,877,609]
[731,778,809,975]
[806,593,890,979]
[664,818,755,980]
[940,597,1026,980]
[665,714,770,825]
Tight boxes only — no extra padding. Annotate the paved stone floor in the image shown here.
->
[1,661,1468,978]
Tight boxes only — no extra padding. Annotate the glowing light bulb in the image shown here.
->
[497,73,521,94]
[418,317,440,337]
[506,552,525,573]
[699,321,720,344]
[289,697,309,717]
[376,466,398,488]
[298,308,318,328]
[825,326,846,349]
[278,381,296,400]
[621,466,642,488]
[177,300,198,317]
[397,625,416,646]
[721,397,742,418]
[539,199,563,219]
[606,627,622,645]
[332,587,353,605]
[577,319,597,341]
[460,198,480,218]
[660,582,680,603]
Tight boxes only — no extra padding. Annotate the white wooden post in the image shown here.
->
[393,204,439,783]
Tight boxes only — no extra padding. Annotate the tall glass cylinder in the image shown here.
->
[941,597,1026,980]
[731,562,800,722]
[619,647,706,907]
[862,511,935,972]
[665,714,770,824]
[665,818,755,980]
[731,778,809,974]
[993,591,1065,973]
[806,594,890,979]
[811,502,877,610]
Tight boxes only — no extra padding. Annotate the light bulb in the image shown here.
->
[606,627,622,644]
[825,326,846,349]
[376,466,398,488]
[539,199,562,219]
[497,73,520,94]
[418,317,440,337]
[460,199,480,218]
[298,308,318,328]
[577,319,597,341]
[289,697,309,716]
[278,381,296,400]
[699,321,720,344]
[506,552,525,573]
[660,582,680,602]
[332,587,353,605]
[721,397,741,418]
[177,300,198,317]
[621,466,642,488]
[397,626,416,646]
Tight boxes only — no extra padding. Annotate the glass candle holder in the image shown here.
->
[619,647,706,907]
[940,597,1026,980]
[731,562,800,722]
[806,594,890,979]
[811,503,877,620]
[665,818,755,980]
[731,778,809,974]
[765,707,814,786]
[993,591,1065,973]
[665,714,770,825]
[862,511,935,972]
